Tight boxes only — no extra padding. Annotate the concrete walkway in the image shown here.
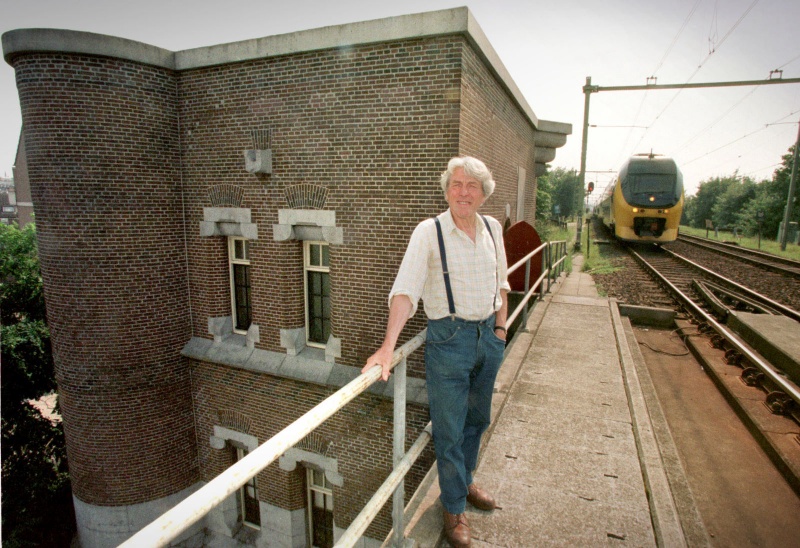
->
[406,255,701,547]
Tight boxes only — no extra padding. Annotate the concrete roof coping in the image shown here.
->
[1,7,568,133]
[537,119,573,136]
[2,27,175,69]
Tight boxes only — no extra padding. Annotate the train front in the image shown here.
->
[613,154,684,243]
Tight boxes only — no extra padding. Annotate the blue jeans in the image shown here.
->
[425,316,505,514]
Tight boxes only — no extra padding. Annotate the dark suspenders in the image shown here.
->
[434,215,497,318]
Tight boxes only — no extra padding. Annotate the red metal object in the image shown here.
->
[503,221,542,292]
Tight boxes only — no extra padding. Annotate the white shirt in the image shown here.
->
[389,209,511,321]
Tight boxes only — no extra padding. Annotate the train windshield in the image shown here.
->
[623,173,681,207]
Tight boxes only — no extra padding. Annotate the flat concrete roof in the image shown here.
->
[2,7,570,135]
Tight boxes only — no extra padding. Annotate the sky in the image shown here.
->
[1,0,799,201]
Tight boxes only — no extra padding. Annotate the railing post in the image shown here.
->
[539,242,552,300]
[520,256,531,326]
[392,357,408,547]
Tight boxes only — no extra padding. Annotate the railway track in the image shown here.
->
[677,233,800,279]
[589,219,800,493]
[629,244,800,414]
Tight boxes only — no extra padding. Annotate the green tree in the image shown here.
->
[772,144,800,234]
[711,176,757,230]
[538,167,583,220]
[535,169,553,226]
[1,223,75,546]
[737,191,784,237]
[685,175,739,228]
[735,144,799,238]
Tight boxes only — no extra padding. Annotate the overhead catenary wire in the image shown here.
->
[617,0,702,168]
[670,86,760,155]
[626,0,762,158]
[681,108,800,167]
[776,52,800,71]
[650,0,703,77]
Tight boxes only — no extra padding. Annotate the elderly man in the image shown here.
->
[363,156,510,547]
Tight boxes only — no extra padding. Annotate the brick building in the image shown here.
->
[12,131,35,228]
[2,8,569,547]
[0,179,16,224]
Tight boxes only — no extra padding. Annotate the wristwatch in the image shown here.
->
[494,326,506,333]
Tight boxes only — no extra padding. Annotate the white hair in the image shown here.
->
[439,156,495,197]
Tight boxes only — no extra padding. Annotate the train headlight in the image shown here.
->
[632,207,640,213]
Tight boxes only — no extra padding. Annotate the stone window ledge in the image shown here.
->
[181,336,428,406]
[200,207,258,239]
[273,209,342,244]
[208,316,259,349]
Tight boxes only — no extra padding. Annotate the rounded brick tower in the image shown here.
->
[4,30,198,545]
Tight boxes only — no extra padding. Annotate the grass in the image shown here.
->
[581,249,623,275]
[679,225,800,261]
[545,223,575,274]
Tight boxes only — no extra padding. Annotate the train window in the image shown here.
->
[630,174,674,194]
[623,174,681,208]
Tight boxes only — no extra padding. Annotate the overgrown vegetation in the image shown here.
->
[580,245,623,276]
[1,223,76,546]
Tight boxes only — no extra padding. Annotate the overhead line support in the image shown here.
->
[577,76,800,253]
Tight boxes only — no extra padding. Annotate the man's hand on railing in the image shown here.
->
[362,295,413,382]
[362,345,395,382]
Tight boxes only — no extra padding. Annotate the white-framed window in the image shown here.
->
[228,237,252,333]
[303,241,330,347]
[233,445,261,529]
[306,468,333,548]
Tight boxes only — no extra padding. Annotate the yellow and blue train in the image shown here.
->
[596,153,684,244]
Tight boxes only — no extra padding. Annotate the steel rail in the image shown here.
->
[678,234,800,268]
[507,242,548,275]
[629,248,800,406]
[677,234,800,278]
[661,246,800,323]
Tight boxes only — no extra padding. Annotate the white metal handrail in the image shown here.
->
[119,332,425,547]
[118,239,567,548]
[506,240,567,327]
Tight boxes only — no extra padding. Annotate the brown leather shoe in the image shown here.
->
[442,509,471,547]
[467,483,496,511]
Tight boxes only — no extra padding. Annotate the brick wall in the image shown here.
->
[8,27,543,535]
[192,359,434,538]
[179,34,541,537]
[179,36,540,377]
[12,54,197,504]
[458,44,539,225]
[178,36,464,378]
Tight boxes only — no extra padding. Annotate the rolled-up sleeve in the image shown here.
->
[388,220,432,319]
